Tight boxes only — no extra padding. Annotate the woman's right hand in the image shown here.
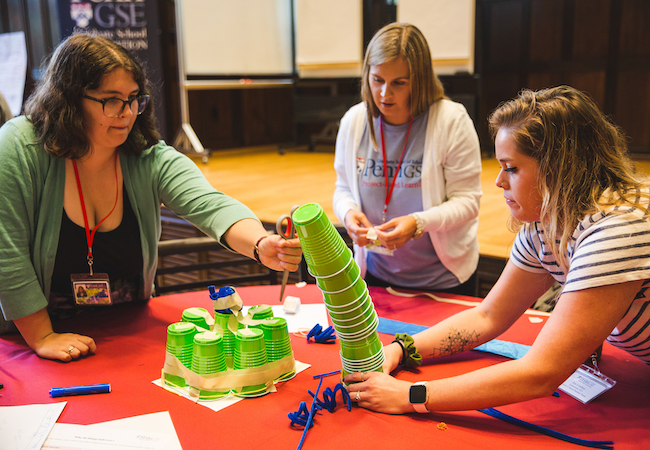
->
[14,308,96,362]
[33,332,97,362]
[344,210,374,246]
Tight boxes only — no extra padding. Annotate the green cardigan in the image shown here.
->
[0,116,258,321]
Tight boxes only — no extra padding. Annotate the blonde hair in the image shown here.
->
[489,85,648,271]
[361,22,445,149]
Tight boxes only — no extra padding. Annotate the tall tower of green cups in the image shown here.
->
[292,203,384,376]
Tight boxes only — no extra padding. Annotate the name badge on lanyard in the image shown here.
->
[71,273,112,305]
[70,152,119,306]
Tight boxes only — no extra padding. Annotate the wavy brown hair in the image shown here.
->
[23,31,160,158]
[489,85,648,271]
[361,22,446,149]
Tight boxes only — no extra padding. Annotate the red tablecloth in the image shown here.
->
[1,284,648,449]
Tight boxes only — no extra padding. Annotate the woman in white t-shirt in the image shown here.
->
[344,85,650,414]
[333,23,482,296]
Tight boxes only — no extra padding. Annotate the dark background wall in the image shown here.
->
[2,0,648,157]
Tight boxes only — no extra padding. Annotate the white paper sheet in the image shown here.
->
[269,303,329,333]
[42,423,172,450]
[152,360,311,413]
[87,411,182,450]
[0,402,66,450]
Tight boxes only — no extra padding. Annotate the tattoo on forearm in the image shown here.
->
[430,328,481,357]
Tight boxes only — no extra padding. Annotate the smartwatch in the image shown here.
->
[409,381,429,413]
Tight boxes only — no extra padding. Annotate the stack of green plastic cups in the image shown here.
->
[182,307,211,331]
[164,322,198,387]
[233,328,270,397]
[214,310,244,367]
[260,317,295,381]
[247,304,274,331]
[292,203,384,378]
[190,331,229,399]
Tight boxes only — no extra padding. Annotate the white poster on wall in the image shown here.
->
[182,0,294,76]
[398,0,475,75]
[0,31,27,117]
[294,0,363,78]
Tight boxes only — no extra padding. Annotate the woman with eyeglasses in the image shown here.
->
[0,32,302,362]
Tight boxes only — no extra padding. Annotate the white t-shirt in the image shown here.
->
[511,203,650,364]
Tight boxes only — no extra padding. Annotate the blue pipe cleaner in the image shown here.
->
[309,383,351,413]
[288,401,321,429]
[479,408,614,449]
[289,373,352,450]
[208,285,233,314]
[306,324,336,343]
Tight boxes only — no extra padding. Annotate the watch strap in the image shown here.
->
[410,381,429,413]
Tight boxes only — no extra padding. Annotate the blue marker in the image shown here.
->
[49,383,111,397]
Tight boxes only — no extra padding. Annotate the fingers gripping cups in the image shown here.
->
[292,203,384,377]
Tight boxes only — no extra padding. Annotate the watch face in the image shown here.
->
[409,384,427,403]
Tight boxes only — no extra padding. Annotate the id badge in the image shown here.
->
[366,243,395,256]
[71,273,113,305]
[558,364,616,403]
[365,228,394,256]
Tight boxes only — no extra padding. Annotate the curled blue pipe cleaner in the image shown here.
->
[288,401,320,429]
[289,372,352,450]
[306,324,336,343]
[309,383,351,413]
[479,408,614,449]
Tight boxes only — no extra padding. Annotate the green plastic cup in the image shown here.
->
[334,313,378,342]
[214,311,243,360]
[164,322,197,388]
[339,330,383,360]
[292,203,351,277]
[329,304,376,334]
[325,291,373,321]
[191,332,229,400]
[235,328,266,354]
[260,318,293,361]
[248,305,274,331]
[166,322,197,365]
[322,277,369,307]
[340,348,385,376]
[315,255,360,293]
[233,328,268,396]
[192,332,225,359]
[248,304,274,320]
[182,307,211,330]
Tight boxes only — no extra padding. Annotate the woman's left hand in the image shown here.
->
[373,214,418,251]
[343,371,416,414]
[258,234,302,272]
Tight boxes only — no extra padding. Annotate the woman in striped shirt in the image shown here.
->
[344,85,649,414]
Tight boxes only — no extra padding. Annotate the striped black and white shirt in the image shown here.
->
[511,205,650,364]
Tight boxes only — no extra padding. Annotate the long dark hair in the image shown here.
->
[24,31,160,158]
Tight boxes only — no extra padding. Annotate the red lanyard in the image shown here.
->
[379,116,413,223]
[71,151,119,275]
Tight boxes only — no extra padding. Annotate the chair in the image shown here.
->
[154,207,278,295]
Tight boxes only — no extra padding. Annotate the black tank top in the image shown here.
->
[49,187,144,318]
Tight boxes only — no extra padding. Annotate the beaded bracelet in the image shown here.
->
[392,332,422,369]
[253,236,267,264]
[410,213,424,240]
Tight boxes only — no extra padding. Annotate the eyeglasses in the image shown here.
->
[83,94,150,118]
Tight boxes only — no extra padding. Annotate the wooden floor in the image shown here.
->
[189,146,650,262]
